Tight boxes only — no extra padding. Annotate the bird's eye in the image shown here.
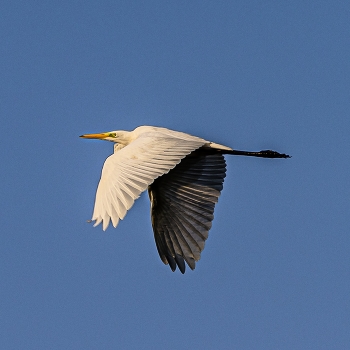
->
[108,133,117,138]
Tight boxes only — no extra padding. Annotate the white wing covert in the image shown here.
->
[91,133,206,230]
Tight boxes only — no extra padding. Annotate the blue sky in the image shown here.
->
[1,1,350,349]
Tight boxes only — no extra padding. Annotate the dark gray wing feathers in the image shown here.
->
[148,149,227,273]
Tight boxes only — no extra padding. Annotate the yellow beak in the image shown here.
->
[79,132,109,139]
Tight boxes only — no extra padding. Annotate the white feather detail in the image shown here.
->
[91,132,207,230]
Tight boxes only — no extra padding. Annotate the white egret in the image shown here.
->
[80,125,290,273]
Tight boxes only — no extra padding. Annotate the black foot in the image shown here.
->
[260,150,291,158]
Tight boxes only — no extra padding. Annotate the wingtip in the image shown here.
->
[175,254,186,274]
[166,254,177,272]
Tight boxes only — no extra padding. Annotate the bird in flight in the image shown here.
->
[80,126,290,273]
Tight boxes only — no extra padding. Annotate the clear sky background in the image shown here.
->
[1,1,349,349]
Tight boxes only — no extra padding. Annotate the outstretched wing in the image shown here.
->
[148,149,227,273]
[91,134,206,230]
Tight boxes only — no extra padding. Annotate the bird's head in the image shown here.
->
[80,130,131,145]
